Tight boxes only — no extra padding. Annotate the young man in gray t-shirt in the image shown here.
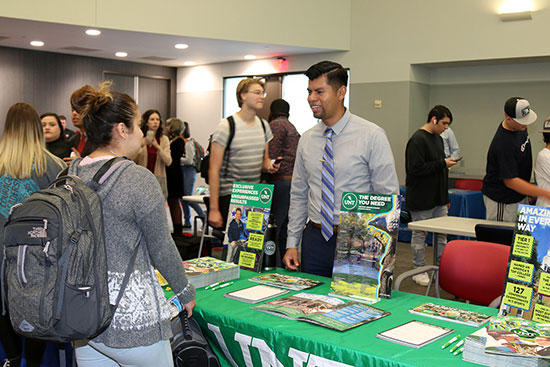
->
[208,78,280,230]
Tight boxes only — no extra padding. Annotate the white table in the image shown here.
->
[407,216,515,264]
[181,195,206,204]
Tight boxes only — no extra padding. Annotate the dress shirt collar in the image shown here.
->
[318,108,350,136]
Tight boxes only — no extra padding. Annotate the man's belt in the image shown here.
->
[310,221,339,234]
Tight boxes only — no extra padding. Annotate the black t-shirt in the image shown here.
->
[405,129,448,211]
[482,122,532,203]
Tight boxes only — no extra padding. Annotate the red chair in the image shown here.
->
[395,240,510,307]
[455,178,483,191]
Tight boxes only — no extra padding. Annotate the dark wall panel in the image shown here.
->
[0,46,176,134]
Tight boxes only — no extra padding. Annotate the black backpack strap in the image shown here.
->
[89,157,130,190]
[113,235,141,309]
[222,116,236,178]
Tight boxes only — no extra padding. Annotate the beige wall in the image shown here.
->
[1,0,351,50]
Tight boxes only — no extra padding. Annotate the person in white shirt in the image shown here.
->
[440,127,460,159]
[536,117,550,207]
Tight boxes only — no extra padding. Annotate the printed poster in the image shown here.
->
[499,204,550,323]
[330,193,401,304]
[224,182,274,272]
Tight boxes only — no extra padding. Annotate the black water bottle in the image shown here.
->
[263,215,277,271]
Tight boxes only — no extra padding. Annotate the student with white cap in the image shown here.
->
[482,97,550,221]
[535,117,550,207]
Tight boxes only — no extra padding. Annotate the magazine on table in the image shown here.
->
[330,193,401,304]
[499,205,550,324]
[249,273,322,291]
[409,302,492,327]
[253,292,390,331]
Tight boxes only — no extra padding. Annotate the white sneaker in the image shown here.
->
[412,272,430,286]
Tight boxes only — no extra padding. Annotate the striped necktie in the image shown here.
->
[321,127,335,241]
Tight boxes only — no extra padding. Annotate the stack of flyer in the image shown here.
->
[463,317,550,366]
[183,257,240,288]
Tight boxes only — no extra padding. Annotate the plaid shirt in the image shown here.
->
[268,116,300,177]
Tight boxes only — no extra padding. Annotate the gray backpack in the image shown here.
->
[1,157,138,342]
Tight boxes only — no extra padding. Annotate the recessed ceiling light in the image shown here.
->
[244,55,257,60]
[30,40,44,47]
[183,61,196,66]
[115,51,128,58]
[175,43,189,49]
[85,29,101,36]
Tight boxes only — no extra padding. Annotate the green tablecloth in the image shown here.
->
[189,268,495,367]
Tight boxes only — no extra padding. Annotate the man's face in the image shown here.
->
[508,117,528,131]
[434,116,451,135]
[235,210,242,220]
[307,75,345,124]
[241,83,265,112]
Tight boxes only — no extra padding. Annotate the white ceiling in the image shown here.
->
[0,17,333,67]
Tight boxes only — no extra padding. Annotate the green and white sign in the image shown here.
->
[230,182,273,209]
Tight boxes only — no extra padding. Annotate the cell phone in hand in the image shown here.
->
[454,156,463,162]
[274,158,284,164]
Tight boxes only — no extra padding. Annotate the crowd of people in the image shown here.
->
[3,59,550,365]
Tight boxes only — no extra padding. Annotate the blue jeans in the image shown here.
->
[410,205,448,268]
[181,165,205,225]
[75,339,173,367]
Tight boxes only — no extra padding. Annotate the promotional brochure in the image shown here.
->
[499,205,550,324]
[330,192,401,304]
[410,302,492,327]
[249,273,322,291]
[253,292,390,331]
[223,182,274,272]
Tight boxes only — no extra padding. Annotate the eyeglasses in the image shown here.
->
[248,90,267,97]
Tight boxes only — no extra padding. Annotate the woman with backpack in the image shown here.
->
[0,103,65,367]
[68,82,196,367]
[180,121,206,228]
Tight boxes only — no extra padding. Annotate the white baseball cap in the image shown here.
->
[504,97,537,125]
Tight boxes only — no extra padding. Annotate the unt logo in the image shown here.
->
[342,193,358,211]
[259,188,272,204]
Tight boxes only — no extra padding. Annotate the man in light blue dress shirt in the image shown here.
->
[282,61,399,277]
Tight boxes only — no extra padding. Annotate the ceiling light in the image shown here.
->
[85,29,101,36]
[244,55,257,60]
[115,51,128,58]
[183,61,196,66]
[175,43,189,49]
[499,0,533,14]
[30,40,44,47]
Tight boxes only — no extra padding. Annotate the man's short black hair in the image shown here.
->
[544,132,550,144]
[305,61,348,90]
[235,208,242,213]
[427,105,453,123]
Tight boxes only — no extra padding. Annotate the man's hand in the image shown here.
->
[283,248,300,270]
[183,298,196,318]
[445,158,458,168]
[208,209,223,229]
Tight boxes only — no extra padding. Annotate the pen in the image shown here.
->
[212,282,234,291]
[205,281,223,290]
[441,335,461,349]
[449,339,464,353]
[453,347,464,356]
